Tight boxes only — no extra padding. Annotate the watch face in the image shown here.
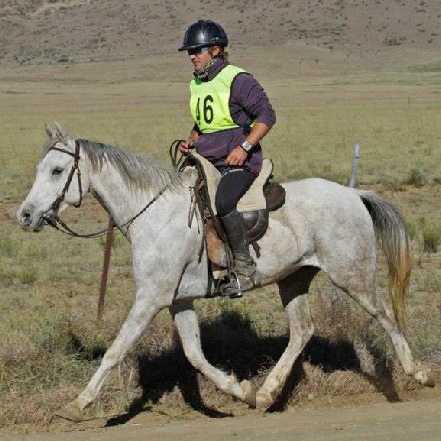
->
[242,141,253,152]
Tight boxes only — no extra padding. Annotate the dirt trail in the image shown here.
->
[4,398,440,441]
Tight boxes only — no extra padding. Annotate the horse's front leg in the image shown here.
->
[56,294,165,422]
[170,300,256,406]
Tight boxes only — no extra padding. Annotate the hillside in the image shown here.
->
[1,0,440,68]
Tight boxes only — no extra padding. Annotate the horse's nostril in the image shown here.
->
[21,213,31,226]
[18,206,33,226]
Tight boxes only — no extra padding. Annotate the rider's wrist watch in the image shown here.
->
[241,140,253,152]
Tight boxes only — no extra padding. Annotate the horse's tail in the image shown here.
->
[358,190,411,332]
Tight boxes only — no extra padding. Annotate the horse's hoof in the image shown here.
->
[240,380,256,408]
[256,390,274,411]
[415,367,435,387]
[55,401,85,422]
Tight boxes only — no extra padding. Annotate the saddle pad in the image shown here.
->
[190,151,273,215]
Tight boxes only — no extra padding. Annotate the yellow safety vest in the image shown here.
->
[190,65,246,134]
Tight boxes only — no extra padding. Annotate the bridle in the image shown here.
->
[43,139,103,237]
[44,139,172,239]
[49,139,84,212]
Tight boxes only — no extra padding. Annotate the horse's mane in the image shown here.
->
[45,137,182,195]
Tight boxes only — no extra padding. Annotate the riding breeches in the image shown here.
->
[215,167,256,217]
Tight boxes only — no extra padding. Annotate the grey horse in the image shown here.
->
[17,125,434,422]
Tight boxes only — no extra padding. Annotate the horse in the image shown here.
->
[17,124,434,422]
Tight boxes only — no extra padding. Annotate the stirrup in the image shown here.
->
[217,270,254,299]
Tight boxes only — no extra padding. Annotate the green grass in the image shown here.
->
[2,98,440,204]
[421,222,441,253]
[269,100,441,185]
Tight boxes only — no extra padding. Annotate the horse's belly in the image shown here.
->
[252,213,314,284]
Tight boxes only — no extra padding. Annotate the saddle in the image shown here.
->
[183,152,286,270]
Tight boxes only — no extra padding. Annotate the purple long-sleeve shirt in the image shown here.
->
[191,60,276,174]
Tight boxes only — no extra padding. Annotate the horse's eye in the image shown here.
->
[52,167,64,176]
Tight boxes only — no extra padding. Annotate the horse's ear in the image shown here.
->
[55,122,66,137]
[45,123,53,139]
[54,122,72,144]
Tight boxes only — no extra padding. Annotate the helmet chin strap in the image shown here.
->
[194,57,219,79]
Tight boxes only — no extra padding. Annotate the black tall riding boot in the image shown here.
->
[220,210,256,297]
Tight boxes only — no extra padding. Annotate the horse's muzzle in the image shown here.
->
[17,203,48,232]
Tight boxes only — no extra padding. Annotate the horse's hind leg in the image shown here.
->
[332,269,434,387]
[256,267,319,410]
[170,300,255,406]
[351,288,434,386]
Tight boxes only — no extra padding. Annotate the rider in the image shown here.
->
[179,19,276,296]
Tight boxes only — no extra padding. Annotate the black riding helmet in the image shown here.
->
[178,20,228,51]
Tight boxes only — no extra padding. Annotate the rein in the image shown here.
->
[45,139,171,239]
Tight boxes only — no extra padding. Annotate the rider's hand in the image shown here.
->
[179,138,194,154]
[225,145,248,166]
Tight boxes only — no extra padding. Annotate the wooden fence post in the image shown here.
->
[348,142,361,188]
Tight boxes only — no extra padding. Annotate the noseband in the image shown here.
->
[49,139,83,212]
